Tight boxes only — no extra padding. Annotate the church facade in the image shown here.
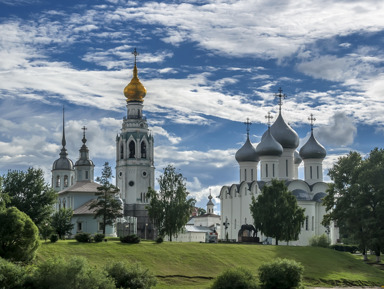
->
[219,91,338,246]
[51,51,154,239]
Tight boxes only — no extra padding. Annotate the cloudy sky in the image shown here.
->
[1,0,384,212]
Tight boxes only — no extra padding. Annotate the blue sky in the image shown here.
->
[1,0,384,212]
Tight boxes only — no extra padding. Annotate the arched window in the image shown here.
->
[310,166,313,179]
[244,169,247,181]
[56,176,61,187]
[129,141,135,158]
[141,141,147,158]
[120,143,124,159]
[64,175,68,187]
[71,176,74,185]
[266,164,268,178]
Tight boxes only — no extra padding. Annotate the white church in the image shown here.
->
[219,91,338,246]
[51,50,154,239]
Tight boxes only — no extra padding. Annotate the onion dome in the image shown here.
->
[207,192,214,206]
[294,150,302,165]
[299,132,326,159]
[269,113,299,149]
[256,128,283,157]
[124,49,146,102]
[235,137,259,162]
[53,109,74,170]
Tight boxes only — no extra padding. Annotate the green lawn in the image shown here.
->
[36,240,384,289]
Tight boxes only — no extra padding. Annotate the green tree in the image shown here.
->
[146,165,196,241]
[51,208,74,239]
[2,168,57,230]
[197,207,206,216]
[323,149,384,261]
[89,162,123,235]
[250,179,305,245]
[0,206,40,262]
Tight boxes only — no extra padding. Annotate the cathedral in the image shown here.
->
[219,90,338,246]
[51,50,154,239]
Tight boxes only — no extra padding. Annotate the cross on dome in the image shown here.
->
[81,126,87,144]
[132,48,139,65]
[275,87,287,113]
[308,114,316,132]
[265,112,273,127]
[244,118,252,137]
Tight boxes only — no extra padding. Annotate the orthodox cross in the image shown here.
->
[244,118,252,138]
[132,48,139,65]
[81,126,87,144]
[308,114,316,132]
[223,217,230,230]
[274,87,287,113]
[265,111,273,128]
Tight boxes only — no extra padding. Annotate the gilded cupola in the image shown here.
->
[124,48,147,102]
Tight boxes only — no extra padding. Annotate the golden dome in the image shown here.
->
[124,63,147,102]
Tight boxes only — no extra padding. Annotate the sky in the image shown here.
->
[1,0,384,213]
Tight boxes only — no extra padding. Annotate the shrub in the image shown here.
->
[258,258,304,289]
[309,234,330,248]
[30,256,115,289]
[50,234,59,243]
[0,257,27,289]
[106,261,157,289]
[75,233,92,243]
[120,234,141,244]
[210,267,258,289]
[330,244,358,253]
[0,207,40,262]
[94,233,105,243]
[156,236,163,244]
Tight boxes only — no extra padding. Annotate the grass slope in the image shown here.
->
[36,240,384,289]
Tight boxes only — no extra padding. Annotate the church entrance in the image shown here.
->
[238,224,259,243]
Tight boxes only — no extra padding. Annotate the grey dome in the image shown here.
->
[299,132,326,159]
[313,192,327,202]
[256,128,283,157]
[75,158,94,166]
[269,113,299,149]
[294,150,302,165]
[235,137,259,162]
[53,156,74,170]
[292,189,311,201]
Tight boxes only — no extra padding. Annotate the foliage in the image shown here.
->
[2,168,57,230]
[51,208,74,239]
[250,179,305,245]
[75,233,92,243]
[146,165,196,241]
[330,244,359,253]
[120,234,141,244]
[29,256,115,289]
[210,267,258,289]
[197,207,206,216]
[258,258,304,289]
[0,207,39,262]
[323,149,384,259]
[94,234,105,242]
[106,261,157,289]
[50,234,59,243]
[89,162,123,235]
[0,257,27,289]
[40,223,54,242]
[309,234,330,248]
[156,236,164,244]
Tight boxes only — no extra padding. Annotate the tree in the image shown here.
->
[146,165,196,241]
[323,149,384,261]
[89,162,123,235]
[0,206,40,262]
[250,179,305,245]
[51,208,74,239]
[197,207,206,216]
[2,168,57,230]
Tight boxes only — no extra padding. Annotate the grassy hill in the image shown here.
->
[36,240,384,289]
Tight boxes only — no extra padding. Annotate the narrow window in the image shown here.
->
[64,175,68,187]
[266,164,268,178]
[310,166,313,179]
[129,141,135,158]
[120,143,124,159]
[98,222,104,231]
[245,217,247,224]
[312,216,314,231]
[56,176,61,187]
[63,198,66,209]
[71,176,74,185]
[235,219,237,230]
[77,222,82,232]
[272,164,275,177]
[317,166,319,179]
[286,159,288,177]
[251,169,254,181]
[85,171,89,180]
[141,142,147,158]
[305,216,309,231]
[244,169,247,181]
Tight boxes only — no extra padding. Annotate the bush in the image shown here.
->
[106,261,157,289]
[50,234,59,243]
[0,257,27,289]
[210,267,258,289]
[156,236,163,244]
[0,207,40,262]
[330,244,358,253]
[309,234,330,248]
[258,258,304,289]
[120,234,141,244]
[30,256,115,289]
[94,234,105,243]
[75,233,92,243]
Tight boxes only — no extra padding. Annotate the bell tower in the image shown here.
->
[116,49,155,239]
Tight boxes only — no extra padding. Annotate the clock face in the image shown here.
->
[118,171,123,178]
[142,170,148,178]
[129,181,135,187]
